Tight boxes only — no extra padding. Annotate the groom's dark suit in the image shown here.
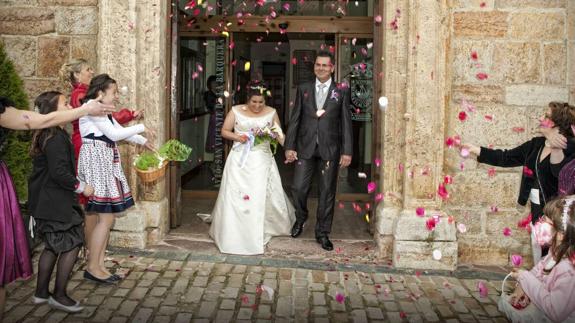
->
[285,79,353,238]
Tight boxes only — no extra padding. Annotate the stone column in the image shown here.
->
[376,0,457,270]
[569,0,575,104]
[98,0,169,248]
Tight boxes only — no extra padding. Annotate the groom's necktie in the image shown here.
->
[316,83,327,109]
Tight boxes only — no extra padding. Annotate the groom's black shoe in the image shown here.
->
[291,221,305,238]
[316,236,334,251]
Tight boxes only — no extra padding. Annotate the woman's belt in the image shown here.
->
[83,133,115,146]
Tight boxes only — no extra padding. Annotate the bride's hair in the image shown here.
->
[246,80,269,101]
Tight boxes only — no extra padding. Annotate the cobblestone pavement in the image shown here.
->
[3,249,511,323]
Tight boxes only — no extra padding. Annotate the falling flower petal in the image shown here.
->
[432,249,442,260]
[375,193,384,202]
[400,312,407,319]
[338,202,345,209]
[460,148,470,158]
[503,227,512,236]
[523,166,534,177]
[358,172,367,179]
[471,51,478,61]
[476,72,488,80]
[367,182,377,193]
[426,218,437,231]
[448,216,455,224]
[477,281,488,298]
[518,214,532,231]
[241,294,249,304]
[457,223,467,233]
[223,90,230,98]
[512,127,525,133]
[374,158,381,167]
[244,61,251,71]
[291,57,297,65]
[484,114,494,121]
[490,205,498,213]
[316,109,326,118]
[511,254,523,267]
[437,183,449,200]
[416,207,425,217]
[487,168,496,177]
[458,111,467,121]
[374,15,382,23]
[365,214,370,223]
[335,292,345,304]
[444,175,453,184]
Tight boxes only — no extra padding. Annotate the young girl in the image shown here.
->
[28,92,95,312]
[77,74,153,283]
[499,196,575,322]
[60,59,142,254]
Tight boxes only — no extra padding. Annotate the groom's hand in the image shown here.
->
[339,155,352,168]
[285,150,298,163]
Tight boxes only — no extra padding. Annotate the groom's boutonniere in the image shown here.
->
[330,89,339,102]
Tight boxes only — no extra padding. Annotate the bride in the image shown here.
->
[203,81,295,255]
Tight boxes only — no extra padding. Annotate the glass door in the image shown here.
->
[179,36,229,192]
[336,34,374,197]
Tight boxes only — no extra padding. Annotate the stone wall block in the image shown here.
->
[70,36,97,65]
[543,43,567,85]
[509,13,565,40]
[39,0,97,5]
[375,206,400,236]
[1,36,36,77]
[569,1,575,40]
[451,85,504,104]
[492,42,540,84]
[446,208,483,236]
[458,240,517,266]
[393,241,458,271]
[568,41,575,86]
[448,103,530,147]
[0,8,54,35]
[496,0,566,8]
[24,79,65,108]
[37,36,70,77]
[375,234,393,259]
[113,209,146,232]
[447,172,520,208]
[453,11,508,38]
[0,0,38,6]
[394,211,457,242]
[452,40,493,84]
[55,6,98,35]
[143,198,169,228]
[505,85,569,106]
[109,231,146,249]
[453,0,494,9]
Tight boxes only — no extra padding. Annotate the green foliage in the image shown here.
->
[158,139,192,162]
[134,152,161,171]
[0,43,31,201]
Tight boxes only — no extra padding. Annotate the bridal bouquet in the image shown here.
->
[253,124,281,155]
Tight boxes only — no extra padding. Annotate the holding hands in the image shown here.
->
[285,150,298,163]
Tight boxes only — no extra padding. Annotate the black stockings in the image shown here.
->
[35,247,80,306]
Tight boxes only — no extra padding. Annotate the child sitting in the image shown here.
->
[499,196,575,322]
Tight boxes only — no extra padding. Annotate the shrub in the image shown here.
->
[0,43,32,201]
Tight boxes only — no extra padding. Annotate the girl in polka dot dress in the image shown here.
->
[77,74,154,284]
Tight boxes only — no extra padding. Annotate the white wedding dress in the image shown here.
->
[206,105,295,255]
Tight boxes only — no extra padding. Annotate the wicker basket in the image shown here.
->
[136,160,168,183]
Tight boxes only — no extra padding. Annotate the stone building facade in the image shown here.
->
[1,0,574,269]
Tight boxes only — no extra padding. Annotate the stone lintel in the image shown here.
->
[393,241,458,271]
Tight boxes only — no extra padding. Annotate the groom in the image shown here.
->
[284,51,353,251]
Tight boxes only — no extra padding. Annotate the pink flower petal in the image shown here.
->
[460,148,470,158]
[437,183,449,200]
[243,195,250,201]
[523,166,534,177]
[335,292,345,304]
[375,193,384,203]
[487,167,496,177]
[477,281,488,298]
[503,227,512,237]
[367,182,377,193]
[476,72,488,80]
[458,111,467,121]
[511,254,523,267]
[416,207,425,217]
[444,175,453,184]
[374,15,382,23]
[457,223,467,233]
[512,127,525,133]
[470,51,478,61]
[374,158,381,167]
